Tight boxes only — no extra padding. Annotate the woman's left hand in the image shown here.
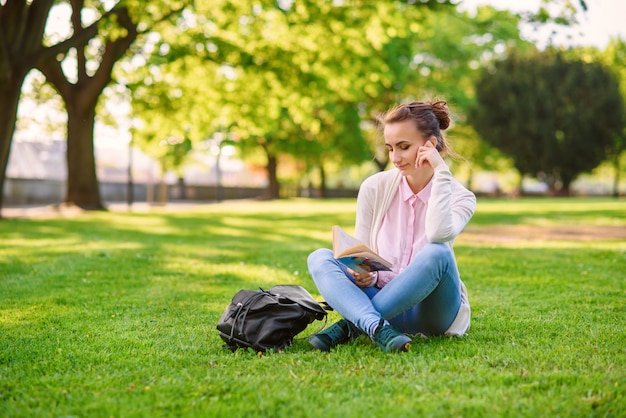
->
[415,138,445,169]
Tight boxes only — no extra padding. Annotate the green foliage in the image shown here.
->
[470,48,625,195]
[128,0,465,194]
[1,198,625,416]
[594,38,626,193]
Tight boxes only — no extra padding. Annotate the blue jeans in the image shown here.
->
[307,243,462,337]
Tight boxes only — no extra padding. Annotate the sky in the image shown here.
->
[458,0,626,49]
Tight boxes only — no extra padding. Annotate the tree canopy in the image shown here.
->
[128,0,464,198]
[129,1,536,197]
[470,48,624,195]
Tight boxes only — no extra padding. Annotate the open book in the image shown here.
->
[332,225,392,274]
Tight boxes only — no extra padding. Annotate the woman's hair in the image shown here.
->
[379,99,456,157]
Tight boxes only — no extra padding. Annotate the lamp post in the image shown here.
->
[211,132,225,203]
[127,136,133,209]
[207,128,236,203]
[216,143,223,202]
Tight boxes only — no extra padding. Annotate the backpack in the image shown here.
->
[216,285,328,352]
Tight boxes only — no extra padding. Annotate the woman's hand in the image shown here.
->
[348,268,378,288]
[415,138,445,169]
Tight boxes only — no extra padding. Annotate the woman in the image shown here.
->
[307,99,476,353]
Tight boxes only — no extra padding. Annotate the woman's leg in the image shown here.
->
[371,243,462,336]
[307,248,382,336]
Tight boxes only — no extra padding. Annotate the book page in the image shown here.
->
[332,225,392,271]
[332,225,365,258]
[336,255,392,273]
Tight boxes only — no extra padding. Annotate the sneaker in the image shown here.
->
[372,320,411,353]
[309,319,362,352]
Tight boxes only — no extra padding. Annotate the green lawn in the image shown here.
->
[1,198,625,417]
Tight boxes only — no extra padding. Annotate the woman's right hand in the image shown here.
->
[348,268,378,288]
[416,137,445,169]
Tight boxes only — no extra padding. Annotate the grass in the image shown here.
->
[0,197,625,417]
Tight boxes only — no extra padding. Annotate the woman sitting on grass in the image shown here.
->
[307,99,476,353]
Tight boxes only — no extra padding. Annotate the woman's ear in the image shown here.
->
[428,136,440,150]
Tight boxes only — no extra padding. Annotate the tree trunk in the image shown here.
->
[559,174,573,197]
[547,183,570,197]
[512,173,523,198]
[612,155,621,198]
[556,187,571,197]
[319,163,327,198]
[65,100,104,209]
[549,181,571,197]
[177,176,187,200]
[0,72,26,218]
[265,154,280,199]
[258,141,280,200]
[0,0,56,218]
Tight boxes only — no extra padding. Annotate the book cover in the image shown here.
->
[332,225,392,274]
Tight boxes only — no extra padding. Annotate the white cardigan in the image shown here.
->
[353,165,476,336]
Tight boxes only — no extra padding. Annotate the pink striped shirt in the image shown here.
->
[375,176,433,288]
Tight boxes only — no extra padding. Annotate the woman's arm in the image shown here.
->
[425,164,476,243]
[354,178,376,245]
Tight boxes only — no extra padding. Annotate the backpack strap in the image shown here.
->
[228,291,269,345]
[321,301,334,311]
[294,313,328,342]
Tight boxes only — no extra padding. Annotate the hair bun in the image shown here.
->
[430,100,450,130]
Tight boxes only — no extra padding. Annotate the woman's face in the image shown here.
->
[384,120,428,174]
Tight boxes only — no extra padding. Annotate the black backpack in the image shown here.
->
[216,285,328,352]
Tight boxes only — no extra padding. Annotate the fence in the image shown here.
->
[3,178,358,206]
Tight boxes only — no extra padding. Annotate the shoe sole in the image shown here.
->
[309,336,331,352]
[387,339,411,353]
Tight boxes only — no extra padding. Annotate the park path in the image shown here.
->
[461,224,626,242]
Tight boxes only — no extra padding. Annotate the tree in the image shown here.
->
[36,0,189,209]
[0,0,189,216]
[596,38,626,197]
[36,2,139,209]
[470,48,624,195]
[1,0,66,217]
[558,40,626,197]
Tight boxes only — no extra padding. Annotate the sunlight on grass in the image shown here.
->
[0,304,54,326]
